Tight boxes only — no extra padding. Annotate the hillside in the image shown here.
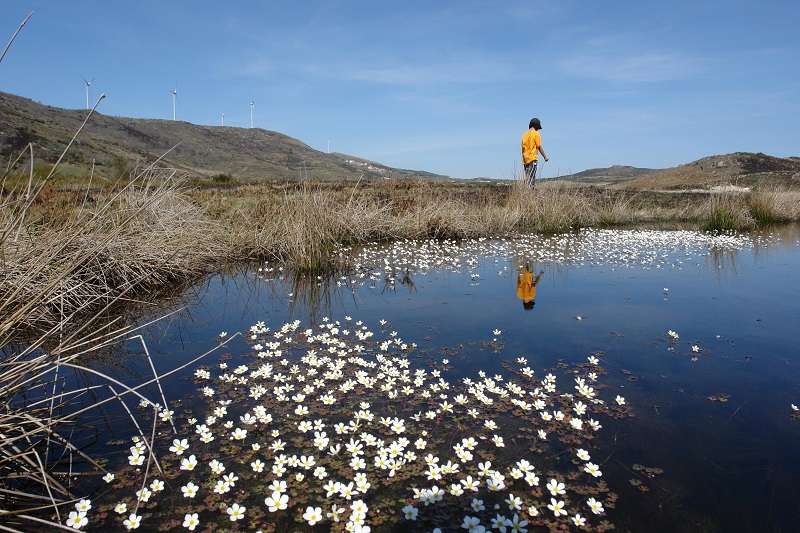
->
[624,152,800,190]
[0,91,449,182]
[553,165,655,185]
[552,154,800,190]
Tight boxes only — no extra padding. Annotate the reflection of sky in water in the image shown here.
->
[119,227,800,532]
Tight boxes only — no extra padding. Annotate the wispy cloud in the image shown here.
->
[306,58,527,86]
[235,52,528,87]
[561,49,703,83]
[349,62,514,85]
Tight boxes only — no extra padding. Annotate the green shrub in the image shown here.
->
[211,173,236,184]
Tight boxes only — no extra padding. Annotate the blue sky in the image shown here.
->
[2,1,799,178]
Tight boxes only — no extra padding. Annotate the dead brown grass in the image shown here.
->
[2,170,225,333]
[749,187,800,225]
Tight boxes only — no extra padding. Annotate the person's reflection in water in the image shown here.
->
[516,262,543,311]
[400,268,416,293]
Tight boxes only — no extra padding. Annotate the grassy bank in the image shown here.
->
[5,177,800,331]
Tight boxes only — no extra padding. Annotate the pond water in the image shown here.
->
[89,226,800,532]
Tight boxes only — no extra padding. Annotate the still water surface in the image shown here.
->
[114,227,800,532]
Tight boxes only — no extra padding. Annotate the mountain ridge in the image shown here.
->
[0,91,450,181]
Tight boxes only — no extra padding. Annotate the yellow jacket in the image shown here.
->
[521,129,541,165]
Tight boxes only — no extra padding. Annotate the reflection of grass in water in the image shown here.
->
[93,319,627,531]
[286,269,342,325]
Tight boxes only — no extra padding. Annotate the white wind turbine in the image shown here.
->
[82,77,93,110]
[171,87,178,120]
[220,113,224,126]
[249,99,255,128]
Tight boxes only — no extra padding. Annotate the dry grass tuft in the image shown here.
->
[702,192,755,231]
[748,187,800,225]
[1,170,225,333]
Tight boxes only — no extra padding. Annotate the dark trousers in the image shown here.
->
[524,161,538,188]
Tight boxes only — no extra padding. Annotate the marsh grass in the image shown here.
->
[702,192,755,231]
[0,150,230,529]
[748,187,800,225]
[2,170,225,333]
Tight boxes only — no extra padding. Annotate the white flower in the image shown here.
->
[615,395,626,406]
[584,462,603,477]
[135,487,151,502]
[268,479,288,494]
[587,497,605,515]
[572,514,587,527]
[576,449,591,461]
[102,473,115,483]
[546,478,565,496]
[66,511,88,529]
[547,498,567,517]
[506,493,522,511]
[181,454,197,471]
[123,513,142,530]
[169,438,189,455]
[209,459,225,474]
[114,503,127,514]
[182,513,200,531]
[75,499,92,512]
[491,514,510,532]
[265,491,289,512]
[402,504,419,520]
[181,481,199,498]
[213,480,231,494]
[508,513,528,532]
[471,498,485,512]
[303,506,324,526]
[461,515,484,532]
[226,503,246,521]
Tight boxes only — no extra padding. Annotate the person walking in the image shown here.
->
[521,117,549,188]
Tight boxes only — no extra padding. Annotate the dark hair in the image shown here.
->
[529,117,542,130]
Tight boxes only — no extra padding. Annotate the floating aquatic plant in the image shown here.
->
[85,317,630,531]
